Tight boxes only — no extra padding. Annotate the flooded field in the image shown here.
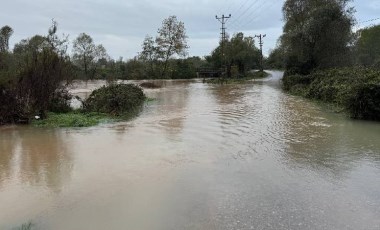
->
[1,71,380,230]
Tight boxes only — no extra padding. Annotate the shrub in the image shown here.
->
[282,74,315,92]
[283,67,380,121]
[346,83,380,120]
[84,84,145,116]
[47,88,73,113]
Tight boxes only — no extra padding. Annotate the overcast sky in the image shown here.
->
[1,0,379,60]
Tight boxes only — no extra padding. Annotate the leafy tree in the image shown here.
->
[0,25,13,52]
[356,24,380,68]
[157,16,189,77]
[208,32,260,77]
[0,21,73,123]
[0,25,14,80]
[72,33,94,78]
[140,35,159,77]
[137,16,188,78]
[167,56,208,79]
[266,45,285,69]
[72,33,109,79]
[282,0,355,75]
[227,33,260,75]
[124,58,146,80]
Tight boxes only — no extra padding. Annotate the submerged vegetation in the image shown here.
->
[32,112,109,128]
[33,84,146,127]
[1,1,379,125]
[0,21,73,125]
[272,0,380,121]
[0,16,189,126]
[0,13,264,126]
[283,68,380,120]
[84,84,146,116]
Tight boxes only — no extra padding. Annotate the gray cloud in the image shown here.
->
[1,0,378,59]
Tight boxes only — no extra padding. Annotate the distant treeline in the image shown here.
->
[0,15,262,125]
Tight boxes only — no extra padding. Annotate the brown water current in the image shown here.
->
[1,71,380,230]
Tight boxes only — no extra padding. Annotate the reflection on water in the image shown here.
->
[0,128,73,191]
[0,128,73,228]
[1,72,380,230]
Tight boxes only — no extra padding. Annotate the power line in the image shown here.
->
[358,17,380,24]
[220,0,262,32]
[237,0,280,31]
[354,17,380,31]
[216,0,233,15]
[229,0,251,17]
[229,0,262,27]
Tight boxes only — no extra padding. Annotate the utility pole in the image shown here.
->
[255,34,266,72]
[216,14,231,75]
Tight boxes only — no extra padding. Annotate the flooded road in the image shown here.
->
[1,71,380,230]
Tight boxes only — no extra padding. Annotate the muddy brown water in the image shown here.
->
[1,71,380,230]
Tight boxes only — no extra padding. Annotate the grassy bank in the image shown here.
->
[205,71,269,84]
[32,111,111,128]
[32,84,147,128]
[283,67,380,120]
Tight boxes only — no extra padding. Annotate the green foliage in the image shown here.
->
[84,84,145,116]
[156,16,188,77]
[121,56,205,80]
[33,111,109,128]
[168,58,197,79]
[0,21,73,125]
[0,25,13,52]
[228,33,260,74]
[205,71,269,84]
[138,16,188,78]
[251,71,270,79]
[266,46,285,70]
[356,24,380,68]
[48,89,73,113]
[208,32,260,77]
[282,0,354,75]
[123,58,147,79]
[283,67,380,120]
[72,33,109,79]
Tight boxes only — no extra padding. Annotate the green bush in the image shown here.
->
[282,74,317,93]
[47,88,73,113]
[283,67,380,120]
[84,84,145,116]
[346,83,380,120]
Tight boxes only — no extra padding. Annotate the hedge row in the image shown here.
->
[283,67,380,120]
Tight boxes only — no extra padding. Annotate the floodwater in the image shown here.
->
[1,71,380,230]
